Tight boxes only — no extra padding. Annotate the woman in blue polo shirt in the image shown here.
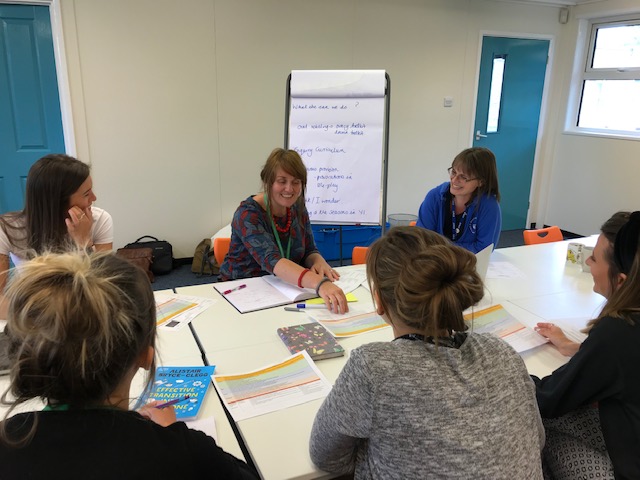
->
[416,147,501,253]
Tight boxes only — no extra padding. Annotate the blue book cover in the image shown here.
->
[138,365,216,419]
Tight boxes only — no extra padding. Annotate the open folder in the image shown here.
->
[213,276,317,313]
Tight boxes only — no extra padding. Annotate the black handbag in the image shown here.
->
[123,235,174,275]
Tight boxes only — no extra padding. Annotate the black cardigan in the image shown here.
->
[0,409,258,480]
[533,314,640,480]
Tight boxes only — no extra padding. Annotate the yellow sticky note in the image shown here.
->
[306,292,358,304]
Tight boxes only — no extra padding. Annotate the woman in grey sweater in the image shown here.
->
[309,226,544,479]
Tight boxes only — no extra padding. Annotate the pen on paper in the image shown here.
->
[155,395,190,409]
[284,304,328,311]
[223,284,247,295]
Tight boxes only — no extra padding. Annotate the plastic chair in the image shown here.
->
[352,246,369,265]
[523,226,563,245]
[213,237,231,265]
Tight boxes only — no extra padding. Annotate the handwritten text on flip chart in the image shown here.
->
[289,98,384,224]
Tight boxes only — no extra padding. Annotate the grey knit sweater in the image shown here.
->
[310,333,544,479]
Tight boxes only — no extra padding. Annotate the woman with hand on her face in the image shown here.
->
[533,211,640,480]
[0,154,113,291]
[0,251,258,479]
[416,147,501,254]
[219,148,348,314]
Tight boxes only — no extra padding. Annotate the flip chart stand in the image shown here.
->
[284,70,391,265]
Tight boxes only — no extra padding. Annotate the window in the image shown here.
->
[487,55,506,133]
[570,15,640,138]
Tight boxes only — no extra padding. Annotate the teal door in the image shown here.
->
[473,36,549,230]
[0,4,65,213]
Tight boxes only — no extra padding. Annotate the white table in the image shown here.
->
[131,306,245,461]
[479,237,601,377]
[179,280,389,479]
[180,237,603,480]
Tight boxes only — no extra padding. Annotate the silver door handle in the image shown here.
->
[475,130,487,140]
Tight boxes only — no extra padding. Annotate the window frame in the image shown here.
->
[565,14,640,140]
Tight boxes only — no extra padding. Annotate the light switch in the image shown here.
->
[444,97,453,107]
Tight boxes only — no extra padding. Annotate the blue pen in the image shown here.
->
[284,304,328,312]
[155,395,190,409]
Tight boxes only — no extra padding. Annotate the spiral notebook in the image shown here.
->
[214,276,317,313]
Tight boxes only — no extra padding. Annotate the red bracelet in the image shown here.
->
[298,268,310,288]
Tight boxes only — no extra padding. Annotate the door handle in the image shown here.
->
[475,130,488,140]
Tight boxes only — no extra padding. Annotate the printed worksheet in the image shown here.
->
[305,298,389,337]
[485,262,526,279]
[333,267,367,293]
[212,351,332,422]
[154,293,217,330]
[465,304,547,353]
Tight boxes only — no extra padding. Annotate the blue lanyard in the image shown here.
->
[451,198,467,241]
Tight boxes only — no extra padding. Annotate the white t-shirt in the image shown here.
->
[0,206,114,265]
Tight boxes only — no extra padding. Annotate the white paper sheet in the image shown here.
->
[154,293,217,331]
[212,351,332,422]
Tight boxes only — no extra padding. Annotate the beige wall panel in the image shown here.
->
[57,0,638,256]
[64,0,220,256]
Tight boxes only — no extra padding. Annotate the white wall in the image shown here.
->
[59,0,624,257]
[535,0,640,236]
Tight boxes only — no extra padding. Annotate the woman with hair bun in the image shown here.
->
[0,251,257,479]
[309,226,543,479]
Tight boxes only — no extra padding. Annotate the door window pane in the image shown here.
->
[487,56,506,133]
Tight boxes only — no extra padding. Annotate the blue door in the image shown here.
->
[0,4,65,213]
[473,36,549,230]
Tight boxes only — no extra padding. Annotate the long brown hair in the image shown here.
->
[0,154,90,256]
[584,211,638,332]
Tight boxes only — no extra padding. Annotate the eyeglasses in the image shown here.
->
[447,167,477,184]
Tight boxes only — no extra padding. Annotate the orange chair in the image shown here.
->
[213,237,231,266]
[523,226,563,245]
[351,246,369,265]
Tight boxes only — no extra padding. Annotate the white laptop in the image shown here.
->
[475,243,493,282]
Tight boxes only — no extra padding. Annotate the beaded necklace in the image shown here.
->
[272,207,292,233]
[264,195,292,259]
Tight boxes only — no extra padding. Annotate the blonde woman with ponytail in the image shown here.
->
[310,227,543,479]
[0,251,257,480]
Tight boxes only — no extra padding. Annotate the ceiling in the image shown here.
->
[490,0,607,6]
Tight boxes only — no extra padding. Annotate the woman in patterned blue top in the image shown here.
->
[219,148,348,314]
